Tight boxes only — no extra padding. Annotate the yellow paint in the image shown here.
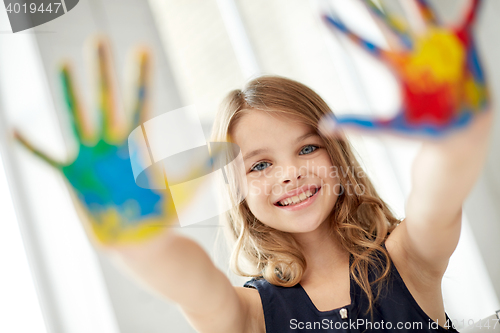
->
[400,28,465,93]
[74,142,228,245]
[389,16,407,33]
[90,202,177,245]
[464,75,485,111]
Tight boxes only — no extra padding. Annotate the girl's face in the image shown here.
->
[232,110,340,234]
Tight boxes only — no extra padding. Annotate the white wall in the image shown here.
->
[1,1,499,332]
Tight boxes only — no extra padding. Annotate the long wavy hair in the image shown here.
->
[210,75,400,316]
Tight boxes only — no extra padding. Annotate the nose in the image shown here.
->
[281,166,302,184]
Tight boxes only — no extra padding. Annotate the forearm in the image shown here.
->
[107,229,225,312]
[406,111,493,226]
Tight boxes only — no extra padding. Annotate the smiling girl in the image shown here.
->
[207,75,466,333]
[114,72,492,333]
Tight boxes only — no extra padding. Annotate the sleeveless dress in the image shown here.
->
[243,246,460,333]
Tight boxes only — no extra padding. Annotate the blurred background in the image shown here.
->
[0,0,499,332]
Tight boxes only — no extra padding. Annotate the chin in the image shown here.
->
[286,217,326,234]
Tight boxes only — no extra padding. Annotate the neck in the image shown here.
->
[292,220,349,284]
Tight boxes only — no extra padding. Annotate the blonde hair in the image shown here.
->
[210,75,400,316]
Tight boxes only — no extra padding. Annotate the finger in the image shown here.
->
[13,130,64,169]
[413,0,440,26]
[460,0,482,30]
[323,14,388,60]
[464,47,489,111]
[156,143,231,216]
[465,42,487,85]
[363,0,413,49]
[173,143,228,184]
[318,112,471,139]
[319,113,388,137]
[459,29,489,110]
[60,64,92,143]
[457,0,489,111]
[90,36,123,144]
[129,47,151,128]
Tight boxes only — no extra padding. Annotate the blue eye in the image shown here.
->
[249,145,319,172]
[250,161,271,172]
[299,145,319,155]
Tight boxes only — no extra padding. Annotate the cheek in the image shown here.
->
[313,157,336,179]
[314,160,341,194]
[246,176,275,197]
[244,190,271,223]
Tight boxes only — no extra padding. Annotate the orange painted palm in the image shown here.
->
[322,0,489,136]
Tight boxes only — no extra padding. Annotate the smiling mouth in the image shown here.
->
[274,187,321,207]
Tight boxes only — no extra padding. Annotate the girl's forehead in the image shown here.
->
[231,111,318,148]
[233,109,312,133]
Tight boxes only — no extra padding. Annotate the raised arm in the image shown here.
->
[111,230,262,333]
[386,0,492,275]
[320,0,492,275]
[403,108,493,275]
[12,36,262,333]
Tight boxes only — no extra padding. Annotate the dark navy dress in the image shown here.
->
[243,246,459,333]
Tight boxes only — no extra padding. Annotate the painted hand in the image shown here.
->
[13,37,216,246]
[321,0,489,137]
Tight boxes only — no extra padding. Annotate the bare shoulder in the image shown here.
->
[234,286,266,333]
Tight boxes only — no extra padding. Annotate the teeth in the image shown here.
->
[278,188,317,206]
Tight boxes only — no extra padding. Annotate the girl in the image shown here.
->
[116,75,492,333]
